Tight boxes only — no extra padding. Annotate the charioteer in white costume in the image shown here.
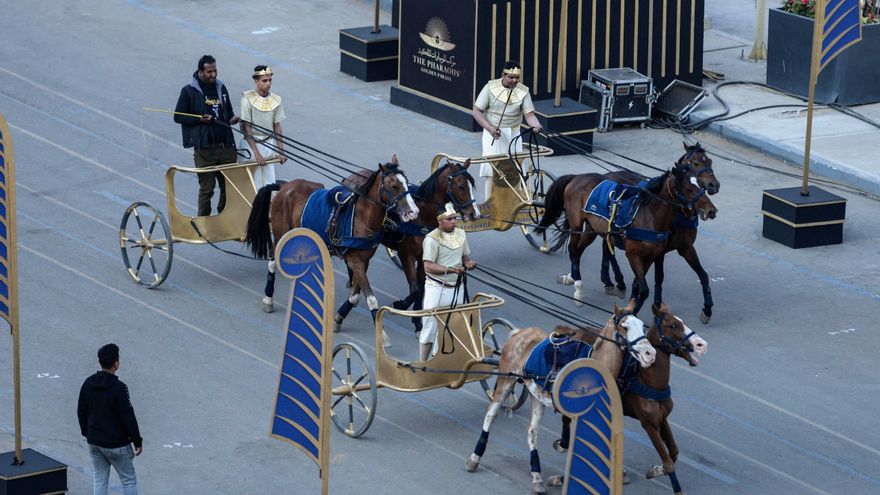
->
[419,203,477,361]
[239,65,287,188]
[472,60,543,200]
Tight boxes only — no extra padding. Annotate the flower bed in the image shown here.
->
[767,7,880,105]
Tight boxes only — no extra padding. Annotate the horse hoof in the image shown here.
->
[333,321,341,333]
[532,481,547,494]
[700,310,711,325]
[557,274,574,286]
[616,288,627,298]
[546,475,563,487]
[552,439,568,453]
[262,297,274,313]
[604,285,616,295]
[646,465,664,479]
[465,454,480,472]
[622,468,631,485]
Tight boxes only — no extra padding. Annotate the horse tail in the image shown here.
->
[537,174,576,232]
[245,183,282,259]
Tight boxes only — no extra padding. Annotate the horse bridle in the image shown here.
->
[653,313,696,354]
[678,147,715,180]
[377,166,411,212]
[445,165,476,212]
[664,166,707,213]
[611,312,648,355]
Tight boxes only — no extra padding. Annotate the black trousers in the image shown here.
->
[193,146,237,216]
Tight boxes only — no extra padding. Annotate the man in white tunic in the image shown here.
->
[239,65,287,188]
[419,203,477,361]
[472,60,543,200]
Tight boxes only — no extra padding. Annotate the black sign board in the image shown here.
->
[398,0,476,110]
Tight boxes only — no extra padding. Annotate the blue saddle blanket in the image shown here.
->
[583,180,644,229]
[524,336,593,390]
[301,187,382,251]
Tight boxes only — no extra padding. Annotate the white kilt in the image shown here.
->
[419,281,465,356]
[239,137,278,188]
[480,126,523,177]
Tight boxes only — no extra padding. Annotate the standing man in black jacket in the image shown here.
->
[78,343,143,495]
[174,54,240,216]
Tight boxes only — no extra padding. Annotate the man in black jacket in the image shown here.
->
[78,343,142,495]
[174,54,240,216]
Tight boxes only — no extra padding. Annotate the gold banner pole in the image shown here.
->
[801,0,826,196]
[749,0,768,60]
[554,0,570,107]
[0,113,23,463]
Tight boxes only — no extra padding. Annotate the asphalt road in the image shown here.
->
[1,1,878,494]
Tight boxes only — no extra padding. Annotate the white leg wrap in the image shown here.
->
[366,295,379,311]
[348,293,360,305]
[573,280,585,307]
[268,259,276,273]
[483,401,501,431]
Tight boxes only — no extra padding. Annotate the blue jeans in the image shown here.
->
[89,444,138,495]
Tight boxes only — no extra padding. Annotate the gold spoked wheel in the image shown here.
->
[521,169,569,254]
[480,318,528,411]
[119,202,173,289]
[330,342,377,438]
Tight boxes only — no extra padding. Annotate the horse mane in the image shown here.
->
[415,162,475,200]
[355,166,384,195]
[643,170,670,194]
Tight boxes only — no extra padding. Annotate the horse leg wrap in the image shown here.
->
[264,270,276,298]
[573,281,584,306]
[558,421,570,450]
[669,471,682,494]
[337,300,355,319]
[367,295,379,322]
[473,430,490,457]
[530,449,541,473]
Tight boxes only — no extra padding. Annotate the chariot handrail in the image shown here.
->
[375,292,505,319]
[429,143,553,169]
[168,157,282,174]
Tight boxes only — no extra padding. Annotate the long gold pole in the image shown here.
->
[749,0,768,60]
[801,0,825,196]
[554,0,570,107]
[0,113,22,462]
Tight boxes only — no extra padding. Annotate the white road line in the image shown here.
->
[674,362,880,458]
[670,419,832,495]
[0,66,184,151]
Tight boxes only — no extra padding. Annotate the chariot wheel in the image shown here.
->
[521,169,570,254]
[119,202,173,289]
[480,318,528,411]
[385,247,403,270]
[330,342,377,438]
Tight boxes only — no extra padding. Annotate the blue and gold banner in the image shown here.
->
[553,358,624,495]
[0,113,18,332]
[269,229,334,491]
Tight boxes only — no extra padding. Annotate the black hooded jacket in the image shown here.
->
[77,371,143,449]
[173,71,236,149]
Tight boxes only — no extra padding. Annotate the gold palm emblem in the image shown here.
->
[419,17,456,51]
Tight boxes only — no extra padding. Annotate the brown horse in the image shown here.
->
[380,160,479,333]
[600,143,721,324]
[622,303,707,494]
[244,156,419,334]
[465,303,657,494]
[538,161,717,315]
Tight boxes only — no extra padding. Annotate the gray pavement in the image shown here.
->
[0,1,878,495]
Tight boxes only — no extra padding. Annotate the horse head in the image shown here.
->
[443,159,480,221]
[670,165,718,221]
[378,154,419,222]
[677,142,719,195]
[610,302,656,368]
[650,303,708,366]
